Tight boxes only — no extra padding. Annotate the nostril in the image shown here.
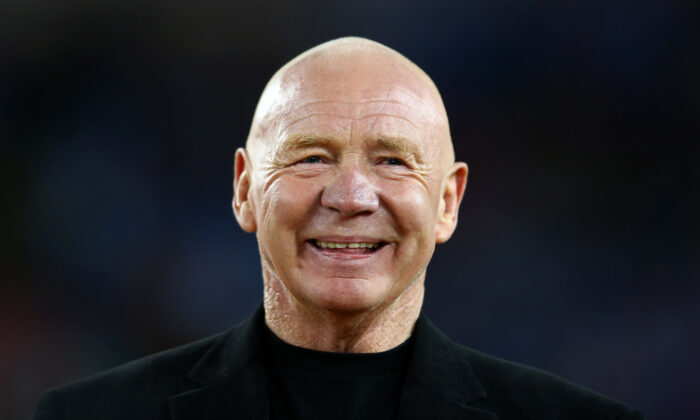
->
[320,174,379,216]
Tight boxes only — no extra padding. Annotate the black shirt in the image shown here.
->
[263,325,413,420]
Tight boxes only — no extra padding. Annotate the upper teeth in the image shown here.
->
[315,241,379,249]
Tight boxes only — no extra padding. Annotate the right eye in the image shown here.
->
[300,155,323,164]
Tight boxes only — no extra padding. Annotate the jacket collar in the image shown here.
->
[167,306,497,420]
[398,315,497,419]
[167,306,269,420]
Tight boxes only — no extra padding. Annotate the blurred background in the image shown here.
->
[2,0,698,418]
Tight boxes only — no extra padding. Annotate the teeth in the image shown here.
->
[315,241,380,249]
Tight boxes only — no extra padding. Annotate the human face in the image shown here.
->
[236,53,464,314]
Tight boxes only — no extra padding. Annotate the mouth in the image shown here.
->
[308,240,388,254]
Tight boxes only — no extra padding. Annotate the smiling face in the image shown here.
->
[234,39,467,317]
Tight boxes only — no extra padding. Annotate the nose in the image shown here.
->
[321,161,379,217]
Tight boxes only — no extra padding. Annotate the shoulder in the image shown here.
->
[458,344,643,419]
[33,330,227,420]
[412,317,643,419]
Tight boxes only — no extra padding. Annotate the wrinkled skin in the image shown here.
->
[233,38,468,352]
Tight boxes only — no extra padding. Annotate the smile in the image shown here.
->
[308,239,389,256]
[314,240,380,249]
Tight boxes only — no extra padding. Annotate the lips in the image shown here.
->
[314,240,380,249]
[308,239,388,254]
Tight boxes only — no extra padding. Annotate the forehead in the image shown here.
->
[269,53,444,144]
[283,89,424,138]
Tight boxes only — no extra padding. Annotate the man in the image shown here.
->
[34,37,643,419]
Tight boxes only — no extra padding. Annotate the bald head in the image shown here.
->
[232,38,468,343]
[246,37,454,170]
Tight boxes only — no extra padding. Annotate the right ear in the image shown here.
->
[233,148,257,233]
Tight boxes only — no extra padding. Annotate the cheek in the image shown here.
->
[256,177,322,279]
[381,181,438,235]
[381,181,438,284]
[259,177,321,234]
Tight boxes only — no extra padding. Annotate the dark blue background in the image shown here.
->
[2,1,698,419]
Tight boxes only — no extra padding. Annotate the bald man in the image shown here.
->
[34,37,643,420]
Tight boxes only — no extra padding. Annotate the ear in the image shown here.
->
[232,148,257,233]
[435,162,468,243]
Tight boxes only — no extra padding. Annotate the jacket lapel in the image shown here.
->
[167,307,269,420]
[398,316,498,420]
[166,307,497,420]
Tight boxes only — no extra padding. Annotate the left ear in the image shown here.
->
[435,162,468,243]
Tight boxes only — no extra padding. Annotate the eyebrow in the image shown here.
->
[276,134,425,164]
[277,135,331,156]
[376,137,412,154]
[375,137,424,164]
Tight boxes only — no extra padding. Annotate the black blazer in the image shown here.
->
[33,306,643,419]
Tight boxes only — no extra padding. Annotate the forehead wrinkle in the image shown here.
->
[383,84,430,107]
[357,113,419,130]
[298,98,408,107]
[282,113,354,133]
[325,83,429,105]
[294,84,430,109]
[289,100,418,125]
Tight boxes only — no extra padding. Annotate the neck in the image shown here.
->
[263,275,425,353]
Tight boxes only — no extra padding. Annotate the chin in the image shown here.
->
[302,277,390,314]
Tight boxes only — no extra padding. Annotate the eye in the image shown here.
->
[383,157,406,166]
[301,155,323,164]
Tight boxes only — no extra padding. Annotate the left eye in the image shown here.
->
[384,157,405,166]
